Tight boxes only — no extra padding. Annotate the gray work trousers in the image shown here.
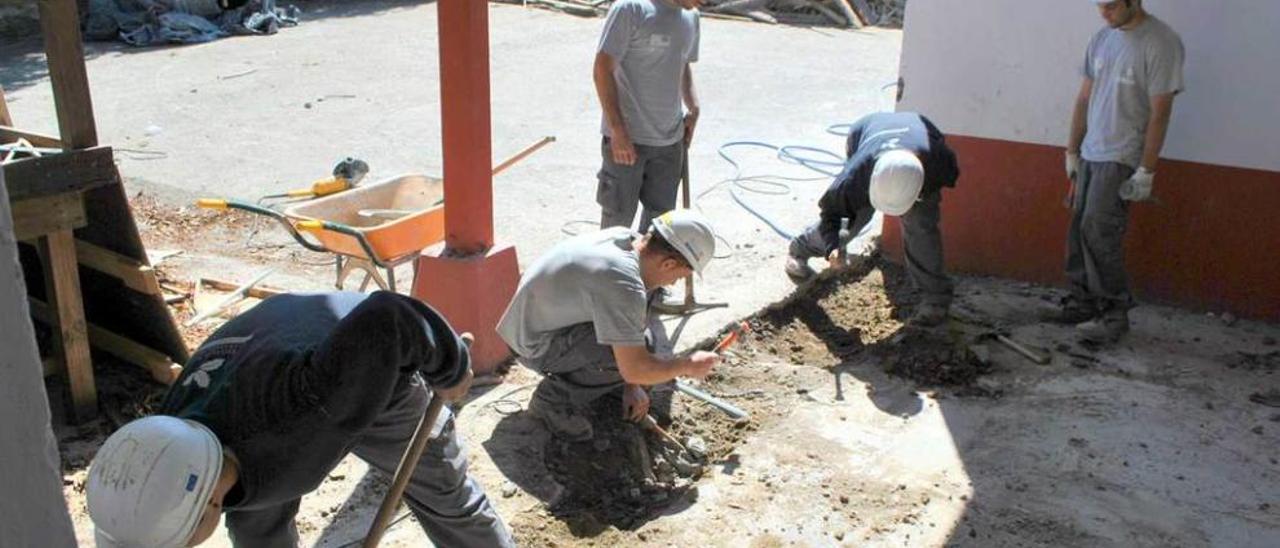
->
[523,323,654,410]
[790,190,953,306]
[1065,160,1135,311]
[597,136,684,232]
[224,376,514,548]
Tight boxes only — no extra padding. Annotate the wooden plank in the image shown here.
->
[10,192,86,241]
[38,229,96,421]
[0,85,12,132]
[849,0,876,25]
[835,0,865,28]
[1,146,115,201]
[75,239,162,295]
[201,277,287,299]
[30,298,182,385]
[37,0,98,149]
[0,125,65,150]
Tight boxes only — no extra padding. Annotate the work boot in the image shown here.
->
[784,256,815,283]
[1047,295,1097,324]
[909,302,949,327]
[528,396,593,442]
[1076,310,1130,343]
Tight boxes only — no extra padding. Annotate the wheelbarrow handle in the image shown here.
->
[295,219,390,269]
[197,198,330,254]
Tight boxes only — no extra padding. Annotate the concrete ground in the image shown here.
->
[5,1,1277,547]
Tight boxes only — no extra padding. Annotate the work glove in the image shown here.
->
[1118,167,1155,202]
[1065,151,1081,182]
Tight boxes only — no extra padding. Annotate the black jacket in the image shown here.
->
[161,291,468,510]
[816,112,960,253]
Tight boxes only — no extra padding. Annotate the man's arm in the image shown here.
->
[681,63,700,145]
[1139,92,1176,171]
[612,344,717,386]
[594,51,636,165]
[1067,77,1093,154]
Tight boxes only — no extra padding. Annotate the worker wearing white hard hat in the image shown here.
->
[785,111,959,327]
[497,209,721,441]
[87,292,514,547]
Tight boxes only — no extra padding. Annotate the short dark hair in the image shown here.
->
[646,227,692,269]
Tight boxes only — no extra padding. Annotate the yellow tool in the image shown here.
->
[261,157,370,200]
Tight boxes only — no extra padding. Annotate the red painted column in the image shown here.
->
[412,0,520,374]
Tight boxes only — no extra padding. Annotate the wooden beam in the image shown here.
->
[200,277,287,300]
[0,125,66,150]
[37,0,98,149]
[38,230,96,421]
[10,191,86,241]
[0,85,12,132]
[29,298,182,385]
[849,0,876,26]
[75,239,162,295]
[1,146,115,201]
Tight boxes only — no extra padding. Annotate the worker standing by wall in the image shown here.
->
[86,292,513,547]
[593,0,702,232]
[1059,0,1184,342]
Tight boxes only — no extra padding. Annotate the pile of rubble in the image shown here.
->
[494,0,908,28]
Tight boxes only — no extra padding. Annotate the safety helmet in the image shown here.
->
[869,149,924,216]
[651,209,717,274]
[87,416,224,548]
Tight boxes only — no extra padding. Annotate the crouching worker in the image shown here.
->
[785,111,960,326]
[498,210,721,441]
[86,291,514,548]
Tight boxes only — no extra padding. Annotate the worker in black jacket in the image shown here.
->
[786,111,960,326]
[85,291,513,548]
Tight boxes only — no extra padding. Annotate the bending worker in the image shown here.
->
[86,291,514,547]
[785,111,960,327]
[498,210,721,441]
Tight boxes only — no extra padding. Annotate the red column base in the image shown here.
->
[410,243,520,376]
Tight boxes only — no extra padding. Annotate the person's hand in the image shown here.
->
[827,249,847,270]
[1119,167,1154,202]
[683,109,700,146]
[684,351,720,380]
[622,384,650,422]
[610,131,637,166]
[434,333,475,402]
[1065,150,1081,182]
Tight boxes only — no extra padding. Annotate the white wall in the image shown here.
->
[0,170,79,545]
[897,0,1280,173]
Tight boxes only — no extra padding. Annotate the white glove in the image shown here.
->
[1065,151,1081,182]
[1119,167,1155,202]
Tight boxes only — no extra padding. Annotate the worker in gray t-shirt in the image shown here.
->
[1058,0,1184,343]
[593,0,701,233]
[497,210,719,441]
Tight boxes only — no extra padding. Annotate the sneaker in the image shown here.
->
[1048,295,1098,324]
[909,303,949,327]
[1076,311,1129,343]
[784,256,815,283]
[528,397,593,442]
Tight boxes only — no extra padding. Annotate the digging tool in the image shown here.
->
[640,414,689,454]
[976,330,1050,365]
[363,394,446,548]
[653,143,728,316]
[673,322,752,419]
[183,268,275,327]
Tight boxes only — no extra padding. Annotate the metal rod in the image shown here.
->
[675,380,749,420]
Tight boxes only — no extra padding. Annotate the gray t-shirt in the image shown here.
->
[497,228,649,359]
[597,0,700,147]
[1081,15,1185,168]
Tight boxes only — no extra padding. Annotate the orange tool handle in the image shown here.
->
[713,322,750,353]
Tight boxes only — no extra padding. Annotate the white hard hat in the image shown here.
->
[869,149,924,216]
[651,209,716,274]
[87,416,224,548]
